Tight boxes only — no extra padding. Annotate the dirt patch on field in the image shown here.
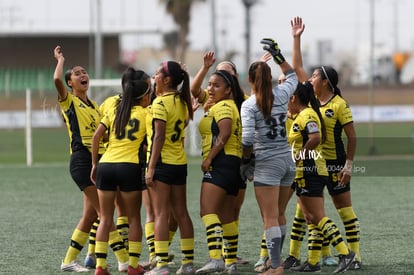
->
[0,85,413,111]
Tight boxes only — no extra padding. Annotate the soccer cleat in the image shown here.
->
[84,253,97,269]
[290,260,321,272]
[176,262,196,275]
[333,250,356,273]
[259,266,284,275]
[254,257,269,273]
[283,255,301,270]
[119,261,129,272]
[223,263,238,274]
[95,267,111,275]
[61,260,90,272]
[195,258,225,274]
[348,260,362,270]
[321,255,338,266]
[236,256,249,265]
[144,266,170,275]
[128,265,145,275]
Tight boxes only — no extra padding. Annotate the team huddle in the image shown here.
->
[55,17,360,275]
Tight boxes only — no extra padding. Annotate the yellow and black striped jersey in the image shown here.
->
[99,104,147,164]
[59,93,105,154]
[288,107,328,178]
[147,92,189,165]
[199,99,242,159]
[319,95,353,160]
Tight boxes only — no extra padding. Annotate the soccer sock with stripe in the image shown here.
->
[129,241,143,269]
[95,241,108,269]
[116,216,129,250]
[307,224,323,265]
[180,238,194,265]
[338,206,361,261]
[63,228,89,264]
[201,214,222,260]
[289,203,306,259]
[87,219,99,256]
[109,230,129,264]
[145,222,156,261]
[318,217,349,256]
[222,221,238,266]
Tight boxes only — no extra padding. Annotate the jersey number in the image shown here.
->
[265,114,286,139]
[116,118,139,141]
[171,119,183,142]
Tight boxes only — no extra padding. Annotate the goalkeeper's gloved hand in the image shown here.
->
[260,38,286,65]
[240,156,255,182]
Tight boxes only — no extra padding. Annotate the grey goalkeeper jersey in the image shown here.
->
[241,71,298,161]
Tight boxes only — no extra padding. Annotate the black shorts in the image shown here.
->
[153,163,187,185]
[202,155,242,196]
[325,159,351,196]
[295,175,329,197]
[96,162,145,192]
[70,149,94,191]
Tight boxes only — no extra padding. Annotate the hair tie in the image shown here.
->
[321,66,335,91]
[214,70,232,86]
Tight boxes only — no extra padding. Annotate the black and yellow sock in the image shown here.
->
[169,230,176,247]
[116,216,129,250]
[145,222,156,261]
[109,230,129,263]
[338,206,361,261]
[180,238,194,265]
[318,217,349,256]
[259,233,268,258]
[307,224,323,265]
[63,228,89,264]
[95,241,108,269]
[154,240,169,268]
[222,221,238,266]
[129,241,142,269]
[321,237,332,258]
[87,219,99,256]
[289,203,306,259]
[201,214,222,260]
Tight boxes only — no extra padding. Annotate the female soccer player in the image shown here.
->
[145,61,195,275]
[53,45,128,272]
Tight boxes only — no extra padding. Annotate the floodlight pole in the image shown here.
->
[211,0,218,57]
[95,0,103,80]
[242,0,258,74]
[368,0,376,155]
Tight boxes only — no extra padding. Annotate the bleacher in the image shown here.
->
[0,67,121,96]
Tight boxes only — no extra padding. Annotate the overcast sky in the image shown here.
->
[1,0,413,67]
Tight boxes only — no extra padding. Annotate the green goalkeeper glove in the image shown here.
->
[260,38,286,65]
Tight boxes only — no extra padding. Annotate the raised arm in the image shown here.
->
[53,45,68,101]
[291,16,309,82]
[190,51,216,103]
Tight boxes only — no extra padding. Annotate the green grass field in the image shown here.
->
[1,124,414,274]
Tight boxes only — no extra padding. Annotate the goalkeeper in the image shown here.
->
[240,37,298,275]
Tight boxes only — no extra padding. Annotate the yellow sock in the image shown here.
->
[87,219,99,255]
[145,222,155,260]
[169,230,176,246]
[63,228,89,264]
[307,224,323,265]
[223,222,238,266]
[318,217,349,256]
[129,241,142,268]
[259,233,268,258]
[155,240,169,268]
[321,238,332,257]
[180,238,194,265]
[117,216,129,249]
[95,241,108,269]
[109,230,129,263]
[201,214,222,260]
[289,203,306,259]
[338,206,361,262]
